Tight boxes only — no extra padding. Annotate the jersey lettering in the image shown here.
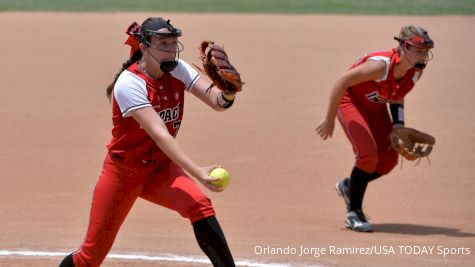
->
[365,91,388,103]
[158,104,180,123]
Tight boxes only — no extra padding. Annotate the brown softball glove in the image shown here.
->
[390,127,435,161]
[196,40,243,95]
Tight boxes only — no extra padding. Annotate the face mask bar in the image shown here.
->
[395,36,434,70]
[143,23,182,38]
[143,45,181,73]
[404,44,434,60]
[145,39,185,53]
[402,45,433,70]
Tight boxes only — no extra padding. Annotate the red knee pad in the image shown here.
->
[356,154,379,173]
[186,197,216,224]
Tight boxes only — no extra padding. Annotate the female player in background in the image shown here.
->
[316,26,434,232]
[59,17,238,266]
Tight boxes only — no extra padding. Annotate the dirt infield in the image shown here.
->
[1,12,474,267]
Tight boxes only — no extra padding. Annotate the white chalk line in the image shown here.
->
[0,249,317,267]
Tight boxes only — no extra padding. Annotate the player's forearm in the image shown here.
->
[152,132,201,178]
[193,82,235,111]
[206,89,235,111]
[325,80,348,120]
[131,108,202,179]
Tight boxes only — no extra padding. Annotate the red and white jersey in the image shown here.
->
[345,49,422,108]
[107,59,200,162]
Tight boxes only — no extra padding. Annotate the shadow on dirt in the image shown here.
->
[373,223,475,237]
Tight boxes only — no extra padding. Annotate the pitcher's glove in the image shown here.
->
[390,127,435,161]
[196,40,243,95]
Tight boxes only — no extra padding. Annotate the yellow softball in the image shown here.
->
[209,167,230,189]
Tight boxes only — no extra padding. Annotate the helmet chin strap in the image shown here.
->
[146,47,179,73]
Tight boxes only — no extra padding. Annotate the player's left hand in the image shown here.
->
[195,40,243,95]
[390,127,435,161]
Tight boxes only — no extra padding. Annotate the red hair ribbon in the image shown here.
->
[124,22,141,57]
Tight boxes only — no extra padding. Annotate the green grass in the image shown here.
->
[0,0,474,14]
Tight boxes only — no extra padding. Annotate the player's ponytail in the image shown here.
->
[106,50,142,101]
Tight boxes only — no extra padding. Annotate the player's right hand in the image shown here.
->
[315,118,335,140]
[196,165,223,192]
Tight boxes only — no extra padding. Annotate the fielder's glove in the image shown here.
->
[390,127,435,161]
[196,40,243,95]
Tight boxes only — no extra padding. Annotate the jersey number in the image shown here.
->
[172,120,182,138]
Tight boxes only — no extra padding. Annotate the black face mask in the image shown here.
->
[160,59,178,73]
[414,63,427,70]
[145,47,179,73]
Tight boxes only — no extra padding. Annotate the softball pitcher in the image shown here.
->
[316,26,434,232]
[59,17,240,266]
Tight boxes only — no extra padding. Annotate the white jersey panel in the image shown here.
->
[412,71,421,84]
[368,56,390,82]
[114,70,152,117]
[171,59,201,92]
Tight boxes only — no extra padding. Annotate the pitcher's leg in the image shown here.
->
[193,216,235,267]
[64,156,147,267]
[140,161,216,222]
[140,161,234,266]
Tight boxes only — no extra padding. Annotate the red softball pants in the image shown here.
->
[337,97,398,175]
[72,153,216,267]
